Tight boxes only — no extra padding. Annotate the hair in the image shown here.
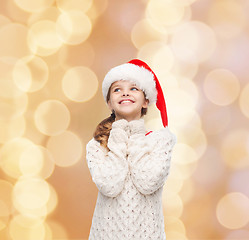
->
[94,86,148,149]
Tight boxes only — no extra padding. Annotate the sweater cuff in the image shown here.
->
[128,119,146,136]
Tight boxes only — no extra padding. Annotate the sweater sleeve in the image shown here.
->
[127,120,176,195]
[86,120,129,198]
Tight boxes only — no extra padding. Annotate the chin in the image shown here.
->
[117,111,141,119]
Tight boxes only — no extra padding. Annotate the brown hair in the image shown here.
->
[94,87,148,149]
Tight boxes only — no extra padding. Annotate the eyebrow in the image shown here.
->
[111,84,121,88]
[111,82,137,89]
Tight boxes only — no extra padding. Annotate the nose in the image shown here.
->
[122,92,129,96]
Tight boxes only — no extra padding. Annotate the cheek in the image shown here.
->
[107,99,114,110]
[108,95,118,108]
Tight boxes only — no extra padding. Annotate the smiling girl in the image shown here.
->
[86,59,176,239]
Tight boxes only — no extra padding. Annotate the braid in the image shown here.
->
[94,111,115,149]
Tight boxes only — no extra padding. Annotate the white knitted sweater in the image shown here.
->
[86,119,176,240]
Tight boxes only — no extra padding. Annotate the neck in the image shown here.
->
[115,115,141,122]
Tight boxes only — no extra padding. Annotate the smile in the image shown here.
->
[119,99,135,104]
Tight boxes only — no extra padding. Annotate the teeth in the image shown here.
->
[121,100,132,103]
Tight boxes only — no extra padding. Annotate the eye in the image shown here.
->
[113,88,120,92]
[131,87,138,91]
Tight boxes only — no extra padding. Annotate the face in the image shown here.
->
[107,80,149,121]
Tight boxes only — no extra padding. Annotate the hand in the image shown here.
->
[112,119,129,133]
[128,119,146,136]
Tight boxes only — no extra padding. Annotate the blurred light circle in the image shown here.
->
[13,177,51,210]
[0,15,11,29]
[166,0,197,7]
[0,60,25,99]
[10,214,44,228]
[0,200,9,231]
[131,19,168,49]
[13,183,57,218]
[56,10,92,45]
[201,102,231,135]
[13,56,49,93]
[137,41,165,66]
[0,94,28,121]
[146,0,185,26]
[216,192,249,229]
[0,116,26,143]
[28,6,61,25]
[46,131,83,167]
[62,66,98,102]
[88,0,108,20]
[204,69,240,106]
[165,231,188,240]
[19,144,44,176]
[37,147,55,179]
[193,146,225,189]
[13,59,32,92]
[38,44,68,70]
[163,194,183,218]
[13,0,54,13]
[146,117,164,130]
[0,180,13,207]
[172,59,198,80]
[178,178,194,203]
[34,100,71,136]
[0,138,34,179]
[179,125,207,158]
[178,77,199,104]
[163,177,183,196]
[221,129,249,169]
[0,180,14,224]
[152,45,175,73]
[0,23,31,60]
[166,88,197,127]
[170,159,198,180]
[183,110,201,129]
[164,217,186,235]
[172,143,198,165]
[46,220,68,239]
[9,214,46,240]
[43,222,53,240]
[46,184,58,215]
[13,200,48,219]
[5,0,30,24]
[28,20,63,56]
[156,72,178,89]
[56,0,93,13]
[239,83,249,118]
[208,0,246,39]
[171,21,216,63]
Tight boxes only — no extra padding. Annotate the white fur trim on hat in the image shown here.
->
[102,63,157,104]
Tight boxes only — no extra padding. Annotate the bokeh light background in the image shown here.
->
[0,0,249,239]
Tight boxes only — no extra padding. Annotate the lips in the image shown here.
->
[119,99,135,104]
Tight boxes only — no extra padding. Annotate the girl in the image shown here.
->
[86,59,176,240]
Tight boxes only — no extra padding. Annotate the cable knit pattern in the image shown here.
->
[86,119,176,240]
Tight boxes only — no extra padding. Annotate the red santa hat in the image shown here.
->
[102,59,168,127]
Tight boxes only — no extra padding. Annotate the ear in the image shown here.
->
[107,100,113,111]
[142,98,149,109]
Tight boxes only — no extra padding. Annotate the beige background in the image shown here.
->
[0,0,249,239]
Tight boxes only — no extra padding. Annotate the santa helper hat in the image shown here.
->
[102,59,168,127]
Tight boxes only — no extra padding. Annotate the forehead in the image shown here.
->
[111,80,136,88]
